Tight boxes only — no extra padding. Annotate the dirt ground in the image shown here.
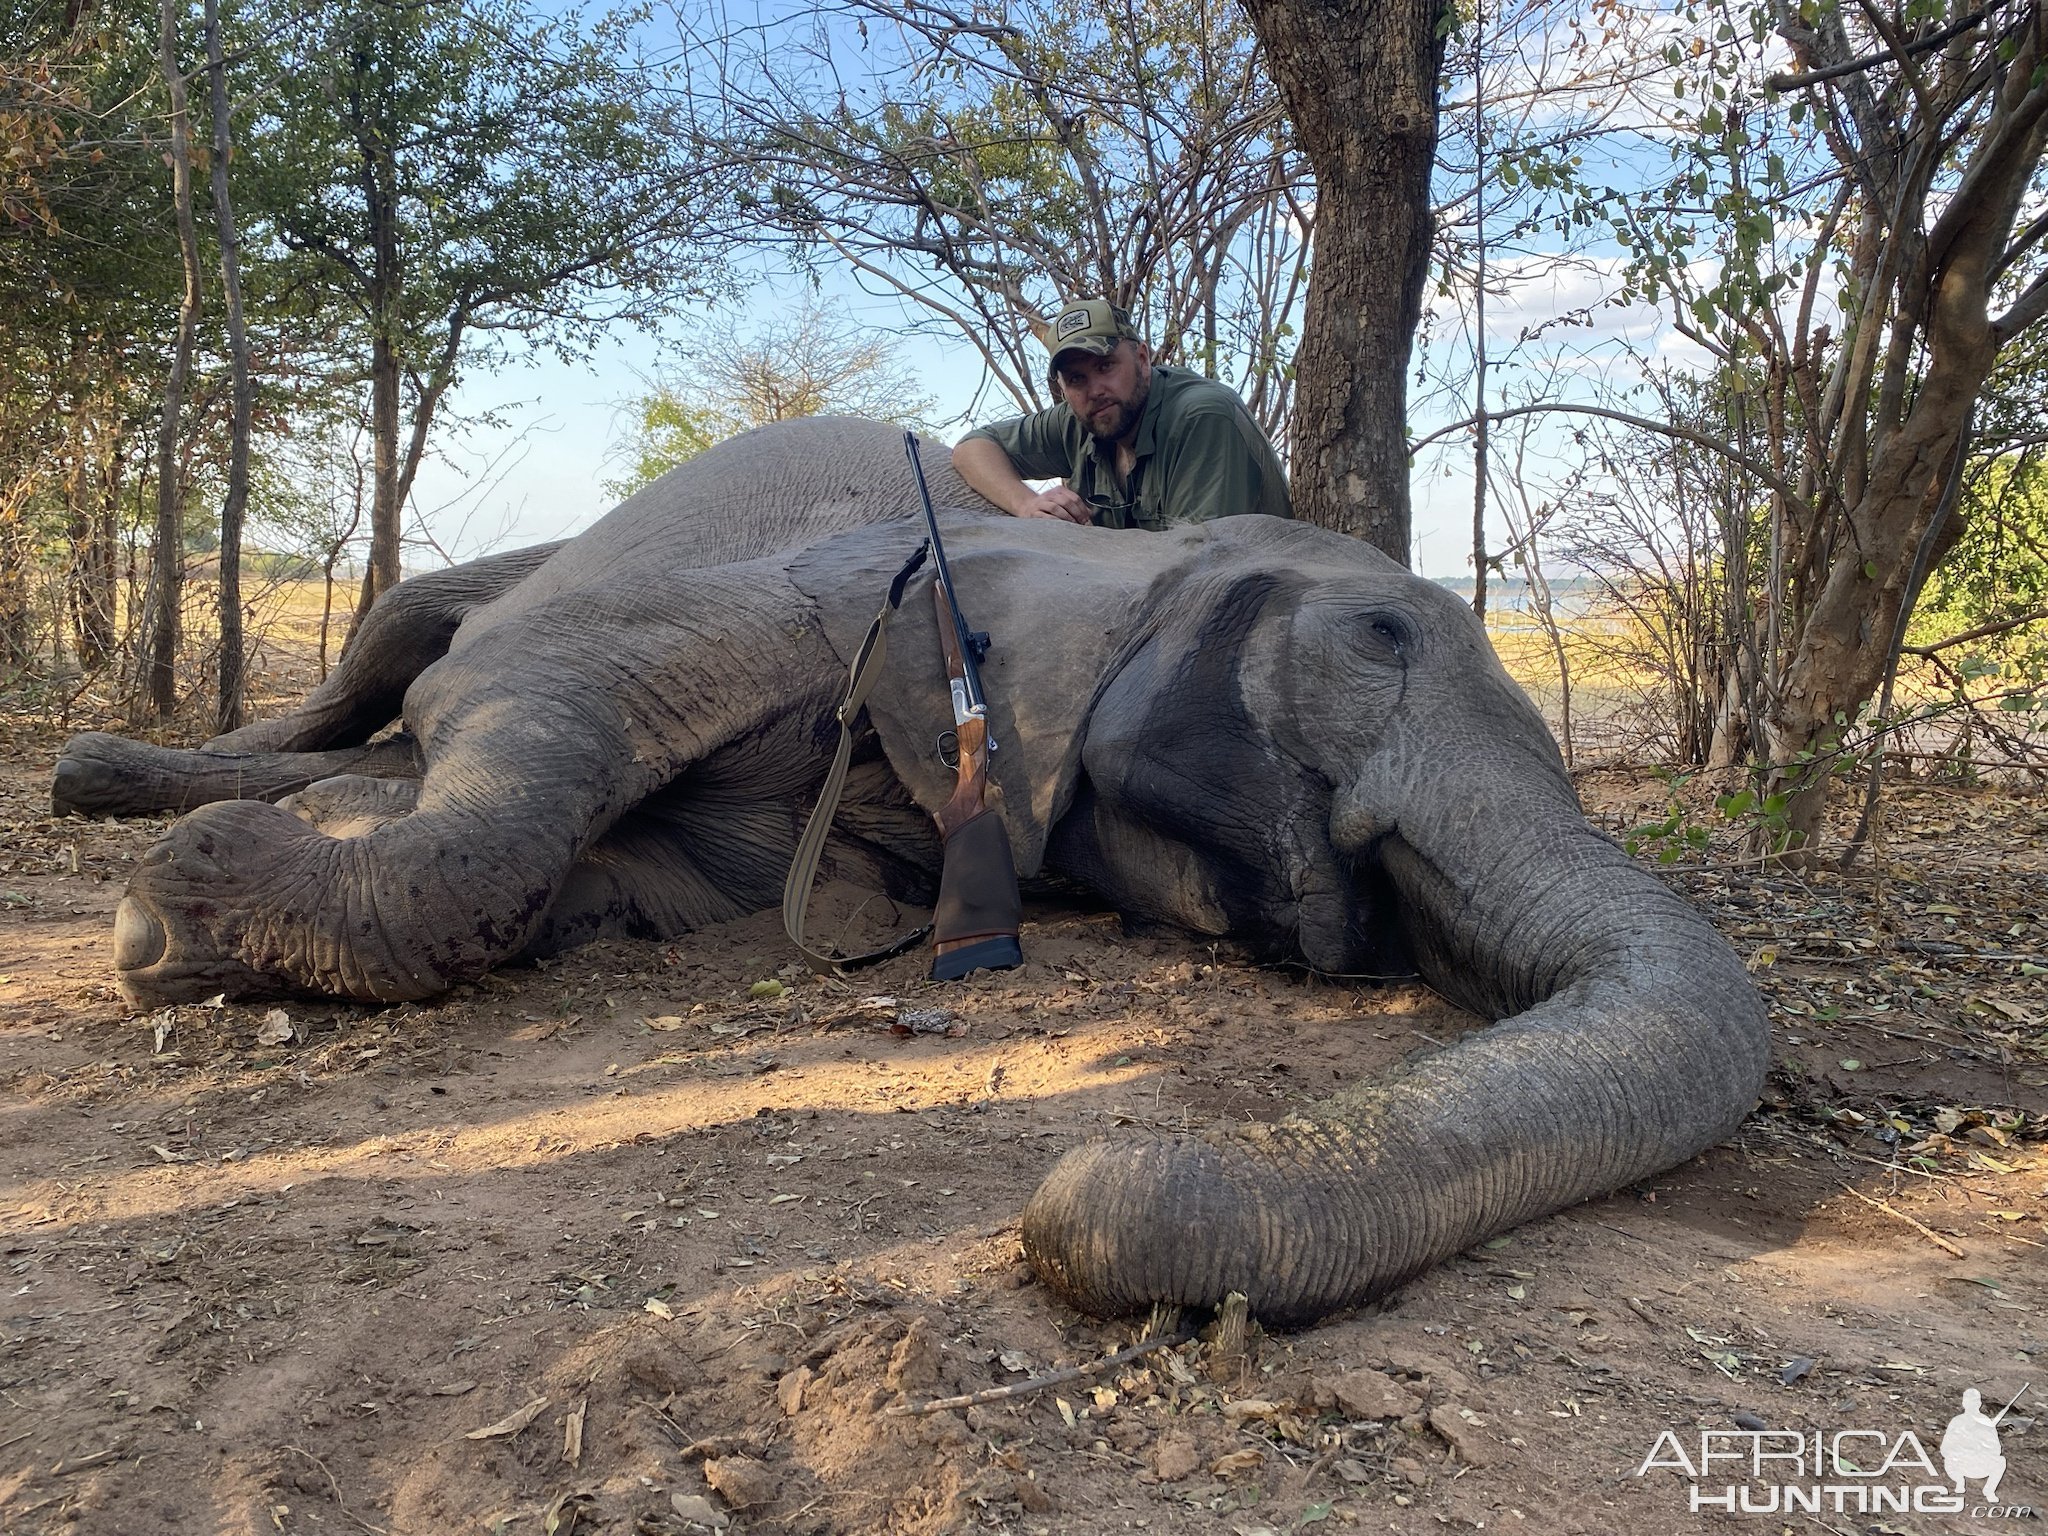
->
[3,706,2046,1536]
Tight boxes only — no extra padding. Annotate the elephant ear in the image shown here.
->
[787,511,1194,875]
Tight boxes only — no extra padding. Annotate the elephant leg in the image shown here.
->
[279,774,422,838]
[207,540,563,754]
[111,571,854,1005]
[522,758,937,957]
[53,732,422,818]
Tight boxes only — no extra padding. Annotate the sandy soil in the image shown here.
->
[2,716,2045,1536]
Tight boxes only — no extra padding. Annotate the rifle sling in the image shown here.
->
[782,542,934,974]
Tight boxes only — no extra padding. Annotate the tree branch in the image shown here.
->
[1766,6,1989,92]
[1994,264,2048,340]
[1410,402,1813,519]
[1901,605,2048,656]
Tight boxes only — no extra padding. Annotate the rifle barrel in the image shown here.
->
[905,432,990,719]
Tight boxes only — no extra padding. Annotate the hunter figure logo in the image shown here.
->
[1636,1384,2033,1518]
[1942,1388,2014,1503]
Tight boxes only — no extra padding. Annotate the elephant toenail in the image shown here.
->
[114,898,168,970]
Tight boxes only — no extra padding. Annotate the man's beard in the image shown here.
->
[1085,386,1148,444]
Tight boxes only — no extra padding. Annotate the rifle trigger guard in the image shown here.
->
[936,729,959,770]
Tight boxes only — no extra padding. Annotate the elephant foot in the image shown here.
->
[53,733,168,818]
[114,801,374,1006]
[113,889,288,1006]
[116,795,554,1007]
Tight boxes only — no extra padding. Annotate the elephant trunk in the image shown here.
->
[1020,778,1768,1325]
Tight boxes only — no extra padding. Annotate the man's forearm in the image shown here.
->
[951,436,1036,515]
[952,437,1092,523]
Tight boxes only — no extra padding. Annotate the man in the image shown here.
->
[952,298,1292,529]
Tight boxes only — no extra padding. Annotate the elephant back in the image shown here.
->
[466,417,991,635]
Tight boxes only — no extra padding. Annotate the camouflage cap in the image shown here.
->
[1045,298,1141,377]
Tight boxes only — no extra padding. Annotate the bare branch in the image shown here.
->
[1901,606,2048,656]
[1411,402,1813,518]
[1766,6,1989,91]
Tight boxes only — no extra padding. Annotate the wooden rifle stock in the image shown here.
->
[932,578,993,838]
[780,439,1021,980]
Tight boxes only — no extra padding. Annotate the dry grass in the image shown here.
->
[1483,607,1677,762]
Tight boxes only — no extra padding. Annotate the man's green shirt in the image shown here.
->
[961,365,1292,530]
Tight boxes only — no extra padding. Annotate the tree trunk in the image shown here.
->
[1724,3,2048,857]
[145,0,204,722]
[0,491,30,676]
[66,427,119,670]
[204,0,252,733]
[56,339,115,670]
[1468,9,1488,614]
[1760,133,2018,851]
[1240,0,1445,565]
[353,53,404,629]
[356,332,402,626]
[324,429,368,676]
[90,414,122,668]
[1763,365,1988,847]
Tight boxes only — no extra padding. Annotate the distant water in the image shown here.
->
[1429,577,1598,619]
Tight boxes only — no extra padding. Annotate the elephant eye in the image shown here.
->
[1361,613,1411,656]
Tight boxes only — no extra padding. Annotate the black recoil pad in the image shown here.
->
[930,808,1023,981]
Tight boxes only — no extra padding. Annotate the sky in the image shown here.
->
[403,279,993,562]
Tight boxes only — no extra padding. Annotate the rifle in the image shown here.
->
[780,435,1022,981]
[906,432,1024,981]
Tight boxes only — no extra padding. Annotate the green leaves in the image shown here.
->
[255,0,727,376]
[1626,775,1794,864]
[602,391,725,500]
[605,300,937,499]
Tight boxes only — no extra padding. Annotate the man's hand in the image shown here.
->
[952,436,1093,525]
[1011,485,1092,523]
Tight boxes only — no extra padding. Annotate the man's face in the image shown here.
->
[1055,341,1152,445]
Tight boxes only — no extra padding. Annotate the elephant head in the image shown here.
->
[1015,522,1768,1322]
[796,511,1768,1324]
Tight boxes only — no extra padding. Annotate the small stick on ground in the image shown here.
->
[562,1394,586,1467]
[889,1315,1191,1418]
[283,1444,388,1536]
[1801,1134,1955,1182]
[674,1429,772,1460]
[1835,1181,1968,1258]
[49,1449,120,1475]
[1894,941,2048,964]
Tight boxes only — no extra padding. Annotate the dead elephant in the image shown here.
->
[53,415,1769,1325]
